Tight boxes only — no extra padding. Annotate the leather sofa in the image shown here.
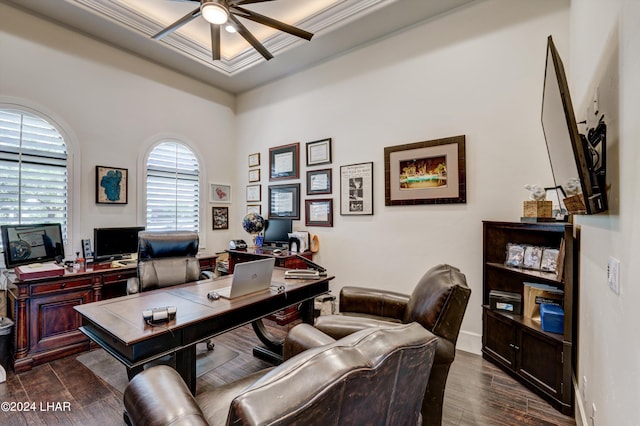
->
[313,264,471,425]
[123,322,438,426]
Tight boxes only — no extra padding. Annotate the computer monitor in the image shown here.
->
[93,226,145,261]
[263,219,292,248]
[1,223,65,268]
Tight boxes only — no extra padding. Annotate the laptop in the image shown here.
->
[216,258,275,299]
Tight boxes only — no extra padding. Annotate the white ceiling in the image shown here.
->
[5,0,476,94]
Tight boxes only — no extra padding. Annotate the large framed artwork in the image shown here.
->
[268,183,300,219]
[384,135,466,206]
[209,183,231,203]
[212,207,229,230]
[340,162,373,215]
[96,165,128,204]
[269,142,300,181]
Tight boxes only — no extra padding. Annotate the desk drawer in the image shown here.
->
[31,277,93,296]
[102,270,136,283]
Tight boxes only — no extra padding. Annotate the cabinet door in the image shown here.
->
[517,327,564,399]
[29,288,92,353]
[482,308,517,369]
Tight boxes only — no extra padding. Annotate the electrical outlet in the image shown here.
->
[607,256,620,294]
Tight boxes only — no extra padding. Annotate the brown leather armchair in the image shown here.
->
[123,322,438,426]
[314,264,471,426]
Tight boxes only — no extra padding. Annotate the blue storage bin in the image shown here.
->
[540,303,564,334]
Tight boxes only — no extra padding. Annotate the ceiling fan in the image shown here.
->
[152,0,314,61]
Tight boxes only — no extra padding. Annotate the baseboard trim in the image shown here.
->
[456,329,482,355]
[574,376,587,426]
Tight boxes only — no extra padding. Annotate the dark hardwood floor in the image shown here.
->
[0,323,576,425]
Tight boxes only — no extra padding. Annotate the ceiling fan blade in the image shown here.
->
[229,0,275,5]
[231,6,314,41]
[229,14,273,61]
[152,7,201,40]
[210,23,221,61]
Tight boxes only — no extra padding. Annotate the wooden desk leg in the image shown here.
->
[252,299,316,364]
[126,365,144,381]
[175,346,197,395]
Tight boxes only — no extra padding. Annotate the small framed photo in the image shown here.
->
[249,169,261,183]
[305,198,333,227]
[246,184,261,202]
[209,183,231,203]
[505,243,525,267]
[247,204,262,215]
[540,248,560,272]
[268,183,300,219]
[340,162,373,215]
[269,142,300,181]
[248,152,261,167]
[96,165,128,204]
[523,246,543,270]
[212,207,229,230]
[306,138,332,166]
[306,168,332,195]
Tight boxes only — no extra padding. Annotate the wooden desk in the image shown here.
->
[74,268,332,394]
[6,253,217,373]
[227,248,313,273]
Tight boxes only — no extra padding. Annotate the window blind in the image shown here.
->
[146,142,200,232]
[0,110,68,252]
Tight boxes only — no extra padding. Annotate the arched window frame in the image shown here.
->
[141,138,205,245]
[0,101,77,266]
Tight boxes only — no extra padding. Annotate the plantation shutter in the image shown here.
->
[0,109,68,253]
[146,142,200,232]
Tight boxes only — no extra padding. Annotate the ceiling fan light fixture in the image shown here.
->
[201,1,228,25]
[225,23,237,33]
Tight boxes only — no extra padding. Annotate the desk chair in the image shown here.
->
[313,264,471,426]
[127,230,214,350]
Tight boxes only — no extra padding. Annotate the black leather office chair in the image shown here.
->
[127,230,214,350]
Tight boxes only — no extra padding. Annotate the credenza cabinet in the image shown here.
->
[7,254,217,373]
[482,221,575,415]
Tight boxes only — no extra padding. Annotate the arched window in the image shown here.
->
[0,109,69,252]
[145,141,200,232]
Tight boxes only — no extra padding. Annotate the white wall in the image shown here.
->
[0,3,238,256]
[568,1,640,425]
[237,0,569,352]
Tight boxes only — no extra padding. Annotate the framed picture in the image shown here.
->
[268,183,300,219]
[269,142,299,181]
[248,152,261,167]
[306,138,332,166]
[246,184,261,202]
[305,198,333,227]
[384,135,466,206]
[247,204,262,215]
[545,186,568,220]
[96,165,128,204]
[306,168,332,195]
[340,162,373,215]
[212,207,229,230]
[249,169,261,182]
[209,183,231,203]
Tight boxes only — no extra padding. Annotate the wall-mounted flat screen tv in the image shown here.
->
[541,35,607,214]
[1,223,65,268]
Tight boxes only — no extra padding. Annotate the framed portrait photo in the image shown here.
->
[212,207,229,230]
[268,183,300,219]
[306,138,332,166]
[305,198,333,227]
[306,168,332,195]
[269,142,299,181]
[96,165,128,204]
[340,162,373,215]
[209,183,231,203]
[384,135,466,206]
